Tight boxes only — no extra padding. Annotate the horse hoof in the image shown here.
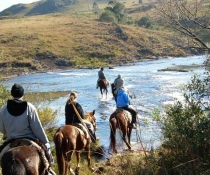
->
[70,168,75,175]
[89,167,95,171]
[75,167,80,175]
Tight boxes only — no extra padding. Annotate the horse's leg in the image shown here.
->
[75,151,81,175]
[84,141,94,171]
[127,126,132,145]
[100,88,103,97]
[122,128,131,150]
[75,151,81,168]
[66,150,75,175]
[109,118,118,153]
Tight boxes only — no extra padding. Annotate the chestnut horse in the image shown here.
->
[54,110,97,175]
[98,79,109,98]
[1,139,49,175]
[109,108,133,153]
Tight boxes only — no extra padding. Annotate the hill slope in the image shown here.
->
[0,12,195,78]
[0,0,81,16]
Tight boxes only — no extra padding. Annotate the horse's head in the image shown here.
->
[84,110,97,131]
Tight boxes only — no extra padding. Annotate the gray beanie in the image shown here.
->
[11,83,24,98]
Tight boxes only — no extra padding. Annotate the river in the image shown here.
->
[2,55,207,153]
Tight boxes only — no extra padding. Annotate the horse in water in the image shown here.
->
[1,139,50,175]
[98,79,109,98]
[54,110,97,175]
[109,108,134,153]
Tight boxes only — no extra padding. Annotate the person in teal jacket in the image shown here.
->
[116,86,137,129]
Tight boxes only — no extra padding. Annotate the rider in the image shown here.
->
[96,67,106,89]
[0,83,55,175]
[116,86,137,129]
[113,74,124,101]
[65,92,97,143]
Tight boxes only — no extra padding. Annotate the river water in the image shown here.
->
[2,55,207,153]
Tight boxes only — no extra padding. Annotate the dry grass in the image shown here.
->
[0,1,190,77]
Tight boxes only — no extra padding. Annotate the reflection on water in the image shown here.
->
[3,55,206,152]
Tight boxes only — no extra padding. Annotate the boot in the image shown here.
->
[132,123,137,129]
[129,123,137,129]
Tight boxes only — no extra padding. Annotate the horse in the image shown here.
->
[1,139,50,175]
[109,108,133,153]
[54,110,97,175]
[98,79,109,98]
[111,83,117,102]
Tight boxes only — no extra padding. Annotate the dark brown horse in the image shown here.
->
[54,110,97,175]
[1,139,49,175]
[109,109,133,153]
[98,79,109,98]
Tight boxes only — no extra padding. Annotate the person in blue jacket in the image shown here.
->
[116,86,137,129]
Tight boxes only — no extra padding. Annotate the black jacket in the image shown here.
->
[65,102,84,124]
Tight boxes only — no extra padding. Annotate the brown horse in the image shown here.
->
[1,139,49,175]
[109,109,133,153]
[54,110,97,175]
[98,79,109,98]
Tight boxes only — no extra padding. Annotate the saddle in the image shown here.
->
[111,108,132,123]
[72,123,89,139]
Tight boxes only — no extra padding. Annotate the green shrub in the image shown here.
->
[99,10,116,22]
[137,16,155,29]
[0,84,11,109]
[153,73,210,174]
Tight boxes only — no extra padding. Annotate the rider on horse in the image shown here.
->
[112,74,124,101]
[0,83,55,175]
[116,86,137,129]
[65,92,97,143]
[96,67,106,89]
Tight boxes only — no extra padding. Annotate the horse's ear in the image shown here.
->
[92,110,95,115]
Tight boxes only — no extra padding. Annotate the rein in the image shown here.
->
[70,102,87,129]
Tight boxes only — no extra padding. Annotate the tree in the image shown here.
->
[154,0,210,53]
[112,2,125,17]
[93,2,100,15]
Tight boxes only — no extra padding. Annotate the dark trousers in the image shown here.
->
[119,106,137,123]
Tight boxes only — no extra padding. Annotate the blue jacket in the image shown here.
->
[116,89,130,107]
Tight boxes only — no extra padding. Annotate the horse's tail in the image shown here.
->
[54,130,65,175]
[109,114,117,153]
[2,153,26,175]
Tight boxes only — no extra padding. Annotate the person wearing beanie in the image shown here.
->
[0,83,56,175]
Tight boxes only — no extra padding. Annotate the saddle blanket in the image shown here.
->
[115,108,132,123]
[73,123,90,139]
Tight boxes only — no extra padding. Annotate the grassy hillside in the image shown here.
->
[0,0,202,78]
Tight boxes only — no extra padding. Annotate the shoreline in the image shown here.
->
[1,55,205,81]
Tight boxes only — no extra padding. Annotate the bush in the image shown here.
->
[137,16,155,29]
[0,84,11,109]
[99,10,116,22]
[153,73,210,174]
